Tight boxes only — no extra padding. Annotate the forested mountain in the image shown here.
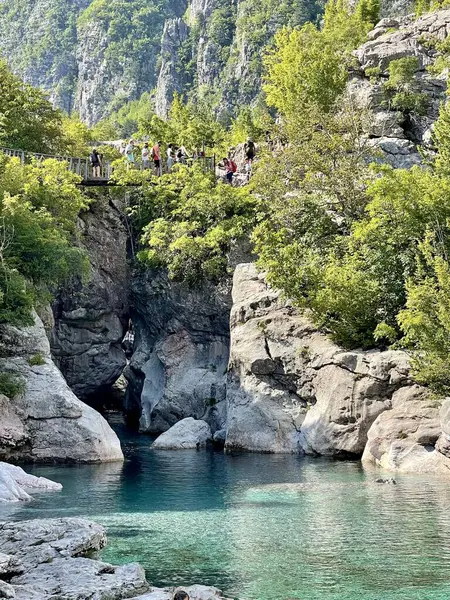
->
[0,0,413,125]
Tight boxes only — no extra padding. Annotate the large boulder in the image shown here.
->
[225,264,412,456]
[51,194,129,403]
[152,418,212,450]
[363,386,450,475]
[0,313,123,463]
[0,462,62,503]
[125,269,230,434]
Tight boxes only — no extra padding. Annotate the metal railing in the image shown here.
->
[0,146,215,182]
[0,146,112,181]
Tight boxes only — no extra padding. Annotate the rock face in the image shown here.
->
[0,0,91,114]
[225,264,411,457]
[0,462,62,503]
[154,18,190,119]
[51,194,129,403]
[124,270,230,434]
[0,312,123,463]
[152,418,212,449]
[362,386,450,475]
[349,9,450,168]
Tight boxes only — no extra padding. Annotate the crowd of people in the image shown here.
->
[89,137,257,184]
[117,139,207,176]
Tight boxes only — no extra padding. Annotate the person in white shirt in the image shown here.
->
[142,143,151,170]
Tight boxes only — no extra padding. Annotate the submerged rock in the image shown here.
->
[152,418,212,450]
[0,463,62,503]
[0,312,123,463]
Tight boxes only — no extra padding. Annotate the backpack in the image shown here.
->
[150,147,156,159]
[177,149,183,159]
[230,160,238,173]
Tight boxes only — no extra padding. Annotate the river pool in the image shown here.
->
[1,417,450,600]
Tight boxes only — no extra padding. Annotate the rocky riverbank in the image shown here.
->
[0,516,229,600]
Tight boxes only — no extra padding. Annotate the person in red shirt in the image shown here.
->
[152,141,162,176]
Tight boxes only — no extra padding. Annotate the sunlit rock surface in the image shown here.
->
[0,312,123,463]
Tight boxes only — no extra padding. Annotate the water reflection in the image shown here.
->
[2,422,450,600]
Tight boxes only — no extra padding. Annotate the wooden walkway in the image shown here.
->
[0,146,216,185]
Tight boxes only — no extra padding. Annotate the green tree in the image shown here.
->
[0,154,89,325]
[118,164,257,284]
[0,60,64,153]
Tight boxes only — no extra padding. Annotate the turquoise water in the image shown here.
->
[2,418,450,600]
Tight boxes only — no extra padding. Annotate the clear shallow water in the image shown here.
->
[2,418,450,600]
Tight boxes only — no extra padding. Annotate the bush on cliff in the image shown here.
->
[115,163,256,284]
[0,155,89,325]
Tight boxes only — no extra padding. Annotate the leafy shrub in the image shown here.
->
[123,165,257,284]
[28,353,46,366]
[0,372,25,398]
[383,57,428,115]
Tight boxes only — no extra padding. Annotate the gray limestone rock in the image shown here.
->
[125,270,230,435]
[0,518,148,600]
[0,313,123,463]
[12,557,148,600]
[155,19,190,118]
[0,463,62,503]
[225,264,412,456]
[349,9,450,167]
[0,581,15,599]
[51,195,129,402]
[362,385,450,475]
[152,418,212,449]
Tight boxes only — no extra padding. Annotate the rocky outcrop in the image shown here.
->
[224,265,417,458]
[0,517,231,600]
[349,9,450,168]
[152,417,212,449]
[154,18,190,119]
[125,270,229,434]
[225,263,450,476]
[0,312,123,463]
[51,194,129,403]
[0,463,62,503]
[0,0,91,114]
[0,518,148,599]
[363,387,450,475]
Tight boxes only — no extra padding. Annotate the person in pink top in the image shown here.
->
[152,141,162,175]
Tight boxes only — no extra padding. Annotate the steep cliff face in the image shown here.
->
[0,0,187,125]
[154,0,322,118]
[51,192,129,403]
[124,269,230,433]
[154,18,191,119]
[0,0,91,114]
[224,264,450,476]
